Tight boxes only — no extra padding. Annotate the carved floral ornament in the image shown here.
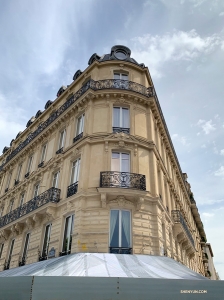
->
[100,194,144,211]
[104,132,138,155]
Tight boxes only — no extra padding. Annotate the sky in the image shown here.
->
[0,0,224,279]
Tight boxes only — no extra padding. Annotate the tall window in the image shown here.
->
[19,193,25,207]
[52,172,60,188]
[33,183,39,198]
[41,224,51,258]
[58,129,66,150]
[26,156,33,175]
[110,210,131,253]
[9,199,14,213]
[0,243,4,259]
[113,107,129,133]
[111,152,130,172]
[6,172,12,190]
[22,233,30,261]
[114,73,128,80]
[70,159,81,184]
[8,239,15,268]
[16,164,23,182]
[62,215,74,254]
[76,114,85,136]
[40,144,47,163]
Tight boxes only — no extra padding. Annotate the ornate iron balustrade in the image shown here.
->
[0,187,61,228]
[67,182,78,198]
[172,210,195,247]
[59,250,71,256]
[113,127,130,134]
[0,79,154,171]
[25,172,30,178]
[109,247,132,254]
[56,147,63,155]
[38,161,44,168]
[73,132,83,143]
[5,188,8,193]
[100,171,146,190]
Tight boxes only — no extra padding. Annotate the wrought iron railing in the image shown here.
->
[25,172,30,178]
[56,147,63,155]
[100,171,146,190]
[14,180,19,186]
[0,79,154,171]
[73,132,83,143]
[171,210,195,247]
[0,187,61,228]
[109,247,132,254]
[67,182,78,198]
[38,161,44,168]
[113,127,130,134]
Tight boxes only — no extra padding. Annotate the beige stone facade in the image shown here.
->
[0,46,214,277]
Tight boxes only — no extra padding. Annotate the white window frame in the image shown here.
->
[62,215,74,253]
[52,171,60,188]
[22,233,30,259]
[114,73,128,80]
[111,152,130,173]
[8,238,15,266]
[27,156,33,174]
[109,209,131,248]
[41,223,52,257]
[58,129,66,150]
[16,164,23,181]
[40,144,47,163]
[76,113,85,136]
[113,107,129,129]
[70,158,81,185]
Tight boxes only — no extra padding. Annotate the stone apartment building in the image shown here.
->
[0,45,216,278]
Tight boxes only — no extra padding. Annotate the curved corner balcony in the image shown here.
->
[100,171,146,191]
[0,187,60,228]
[0,79,154,171]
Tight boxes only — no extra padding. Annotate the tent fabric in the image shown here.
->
[0,253,207,280]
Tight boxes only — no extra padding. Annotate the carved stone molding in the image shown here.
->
[109,195,134,208]
[45,207,56,222]
[25,217,34,230]
[101,193,107,208]
[136,197,144,211]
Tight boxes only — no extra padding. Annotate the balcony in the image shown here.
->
[5,188,8,193]
[0,187,61,228]
[56,147,63,155]
[73,132,83,143]
[0,79,154,172]
[113,127,130,134]
[67,182,78,198]
[25,172,29,178]
[172,210,195,256]
[203,252,208,262]
[100,171,146,191]
[109,247,132,254]
[38,161,44,168]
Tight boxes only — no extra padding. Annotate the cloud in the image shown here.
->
[171,133,190,146]
[220,149,224,156]
[202,212,214,218]
[131,29,224,78]
[214,166,224,177]
[197,119,216,134]
[219,12,224,16]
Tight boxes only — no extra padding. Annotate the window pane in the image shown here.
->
[121,211,131,247]
[121,74,128,80]
[42,224,51,257]
[122,108,129,128]
[121,153,130,172]
[110,210,119,247]
[111,153,120,171]
[114,73,120,80]
[52,172,59,188]
[22,233,30,258]
[113,107,120,127]
[71,159,80,184]
[0,244,4,259]
[20,194,25,206]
